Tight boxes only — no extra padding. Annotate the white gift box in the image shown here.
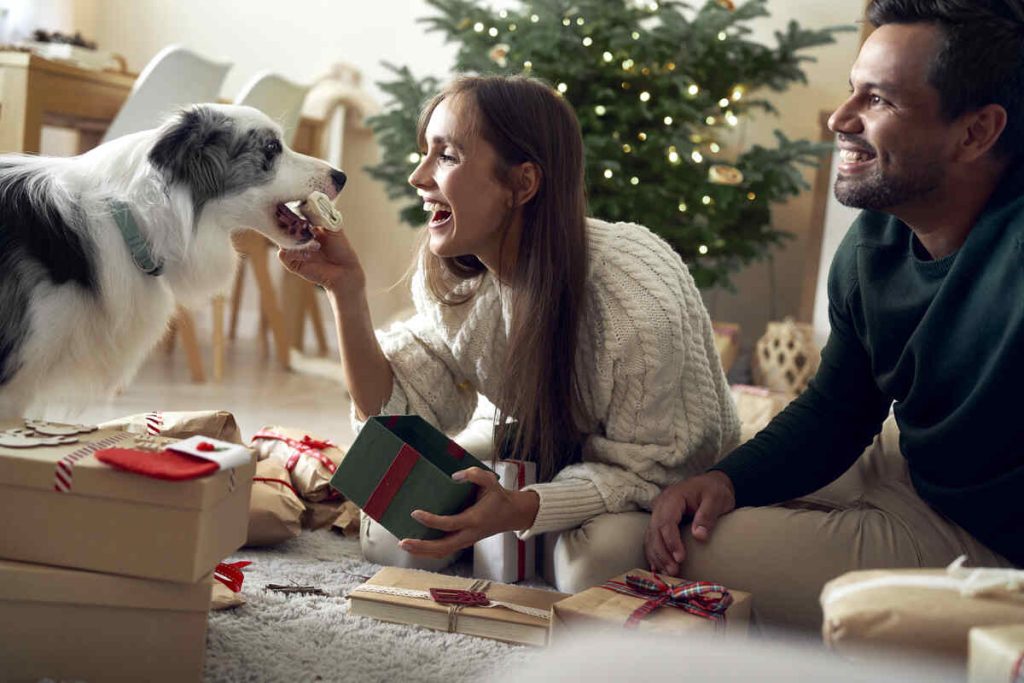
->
[473,459,536,583]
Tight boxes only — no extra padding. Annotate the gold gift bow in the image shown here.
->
[822,555,1024,607]
[350,580,551,632]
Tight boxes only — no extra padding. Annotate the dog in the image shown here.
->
[0,103,345,419]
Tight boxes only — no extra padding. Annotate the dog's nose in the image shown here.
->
[330,169,347,191]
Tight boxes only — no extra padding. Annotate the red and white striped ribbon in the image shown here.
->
[53,433,131,493]
[145,411,164,435]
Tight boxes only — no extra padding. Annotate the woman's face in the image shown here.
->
[408,98,514,269]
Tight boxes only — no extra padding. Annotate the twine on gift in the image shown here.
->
[253,430,338,473]
[350,581,551,631]
[600,573,733,629]
[53,433,131,492]
[214,560,252,593]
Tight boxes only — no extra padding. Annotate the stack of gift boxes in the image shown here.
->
[0,415,256,682]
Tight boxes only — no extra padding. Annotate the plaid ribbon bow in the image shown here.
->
[601,573,733,628]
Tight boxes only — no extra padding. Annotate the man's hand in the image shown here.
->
[644,470,736,576]
[398,468,540,559]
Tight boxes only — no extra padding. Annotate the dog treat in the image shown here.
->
[298,191,344,232]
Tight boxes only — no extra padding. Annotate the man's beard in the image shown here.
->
[834,162,944,211]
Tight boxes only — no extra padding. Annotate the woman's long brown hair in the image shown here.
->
[415,75,589,482]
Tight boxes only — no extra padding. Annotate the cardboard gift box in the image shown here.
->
[250,425,347,502]
[821,560,1024,662]
[0,421,255,582]
[348,566,568,646]
[968,625,1024,683]
[473,459,537,583]
[0,557,212,682]
[330,415,489,540]
[550,569,751,643]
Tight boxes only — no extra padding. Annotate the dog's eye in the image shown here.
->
[264,139,282,157]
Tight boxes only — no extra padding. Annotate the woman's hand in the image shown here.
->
[277,225,366,297]
[398,467,540,559]
[644,470,736,576]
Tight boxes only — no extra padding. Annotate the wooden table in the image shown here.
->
[0,51,135,154]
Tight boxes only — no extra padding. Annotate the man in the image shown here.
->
[645,0,1024,631]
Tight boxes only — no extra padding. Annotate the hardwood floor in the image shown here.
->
[40,336,359,447]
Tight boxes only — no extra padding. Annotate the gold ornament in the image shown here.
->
[489,43,510,68]
[708,164,744,186]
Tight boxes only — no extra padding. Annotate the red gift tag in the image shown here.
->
[429,588,490,607]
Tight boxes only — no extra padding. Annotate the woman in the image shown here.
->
[279,75,739,592]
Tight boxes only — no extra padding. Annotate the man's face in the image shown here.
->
[829,23,962,212]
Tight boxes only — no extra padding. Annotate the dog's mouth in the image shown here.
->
[274,202,315,244]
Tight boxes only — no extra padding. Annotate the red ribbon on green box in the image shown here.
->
[362,444,419,522]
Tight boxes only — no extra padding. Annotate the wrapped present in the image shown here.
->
[348,566,568,646]
[331,500,361,537]
[969,625,1024,683]
[250,425,346,502]
[0,420,255,582]
[330,415,489,540]
[0,557,213,682]
[712,321,741,373]
[473,459,537,583]
[821,557,1024,662]
[730,384,795,443]
[246,458,305,547]
[99,409,242,442]
[550,569,751,643]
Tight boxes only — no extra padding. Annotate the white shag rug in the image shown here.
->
[205,531,543,683]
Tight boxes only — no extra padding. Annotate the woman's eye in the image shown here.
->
[439,153,457,163]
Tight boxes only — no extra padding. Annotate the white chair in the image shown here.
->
[102,44,231,143]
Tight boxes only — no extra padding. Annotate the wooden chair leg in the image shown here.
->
[247,239,291,369]
[281,270,308,354]
[174,306,205,383]
[211,296,225,382]
[228,257,246,342]
[307,286,328,356]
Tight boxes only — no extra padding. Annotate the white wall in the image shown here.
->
[89,0,458,105]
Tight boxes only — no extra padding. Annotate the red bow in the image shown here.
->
[214,561,252,593]
[601,572,733,628]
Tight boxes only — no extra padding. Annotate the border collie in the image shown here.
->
[0,104,344,419]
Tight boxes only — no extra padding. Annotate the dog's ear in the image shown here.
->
[148,106,233,202]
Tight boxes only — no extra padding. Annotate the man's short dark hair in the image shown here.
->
[868,0,1024,161]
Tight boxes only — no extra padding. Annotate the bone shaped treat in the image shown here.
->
[298,191,344,232]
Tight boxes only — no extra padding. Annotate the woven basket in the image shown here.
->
[751,317,820,394]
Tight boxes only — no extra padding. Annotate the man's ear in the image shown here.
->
[957,104,1008,163]
[509,161,542,207]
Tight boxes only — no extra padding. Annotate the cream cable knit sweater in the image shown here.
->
[357,218,740,538]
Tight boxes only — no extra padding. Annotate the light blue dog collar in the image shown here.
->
[109,200,163,276]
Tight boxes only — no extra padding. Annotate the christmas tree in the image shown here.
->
[366,0,852,289]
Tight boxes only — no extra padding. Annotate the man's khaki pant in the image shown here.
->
[543,415,1013,632]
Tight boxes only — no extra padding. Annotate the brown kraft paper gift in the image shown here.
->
[250,425,346,502]
[99,409,243,443]
[246,458,305,546]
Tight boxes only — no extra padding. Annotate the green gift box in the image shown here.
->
[329,415,489,540]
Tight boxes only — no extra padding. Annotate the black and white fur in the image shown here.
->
[0,104,345,419]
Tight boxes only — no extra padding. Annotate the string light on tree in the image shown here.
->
[603,51,614,62]
[639,91,651,102]
[603,169,614,179]
[663,116,673,125]
[557,82,568,93]
[474,21,484,32]
[630,176,640,185]
[678,201,688,213]
[698,244,709,255]
[582,36,593,46]
[594,104,607,116]
[688,84,700,96]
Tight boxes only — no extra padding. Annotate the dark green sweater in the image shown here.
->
[714,167,1024,567]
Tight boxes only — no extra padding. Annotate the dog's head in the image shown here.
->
[148,104,345,248]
